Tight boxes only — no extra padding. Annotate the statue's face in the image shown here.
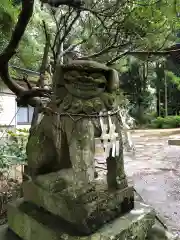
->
[64,70,107,99]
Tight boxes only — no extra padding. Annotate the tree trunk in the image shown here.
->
[156,89,161,117]
[52,36,67,101]
[164,74,168,117]
[38,36,51,88]
[56,40,64,64]
[31,33,51,128]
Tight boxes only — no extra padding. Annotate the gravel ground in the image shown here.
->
[125,130,180,235]
[95,129,180,235]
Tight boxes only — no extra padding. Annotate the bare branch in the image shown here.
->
[55,11,80,63]
[22,76,32,89]
[58,40,85,58]
[156,31,172,51]
[0,0,35,95]
[50,8,59,29]
[107,46,180,65]
[52,8,73,52]
[59,11,80,46]
[78,43,130,60]
[42,20,50,44]
[38,21,51,87]
[16,88,51,106]
[106,51,130,66]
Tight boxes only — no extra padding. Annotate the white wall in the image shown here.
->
[0,93,17,126]
[0,85,32,129]
[16,125,31,131]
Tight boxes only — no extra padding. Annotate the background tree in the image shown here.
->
[120,57,154,124]
[0,0,179,127]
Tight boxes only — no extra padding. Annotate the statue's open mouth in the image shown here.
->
[66,82,106,91]
[63,72,107,99]
[64,81,106,99]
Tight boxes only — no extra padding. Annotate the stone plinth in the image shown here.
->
[168,139,180,146]
[7,198,155,240]
[23,177,134,234]
[1,202,179,240]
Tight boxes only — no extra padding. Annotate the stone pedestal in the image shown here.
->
[7,198,155,240]
[23,181,134,234]
[1,199,179,240]
[5,170,157,240]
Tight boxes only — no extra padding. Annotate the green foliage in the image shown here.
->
[150,116,180,129]
[149,61,180,118]
[0,129,28,171]
[0,0,180,125]
[0,0,46,70]
[13,1,48,70]
[166,70,180,90]
[120,58,154,124]
[0,0,19,52]
[1,0,179,70]
[78,0,179,64]
[0,0,19,34]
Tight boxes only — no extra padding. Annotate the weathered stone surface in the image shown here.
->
[0,225,20,240]
[1,215,179,240]
[2,206,179,240]
[7,198,155,240]
[147,223,180,240]
[26,60,126,191]
[23,177,134,234]
[168,139,180,146]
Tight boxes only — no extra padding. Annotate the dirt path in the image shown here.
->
[125,130,180,235]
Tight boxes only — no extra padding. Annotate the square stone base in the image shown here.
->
[23,179,134,234]
[7,198,155,240]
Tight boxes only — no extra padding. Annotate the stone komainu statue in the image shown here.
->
[26,60,126,189]
[24,61,134,234]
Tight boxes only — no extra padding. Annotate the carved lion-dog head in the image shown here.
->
[61,60,120,99]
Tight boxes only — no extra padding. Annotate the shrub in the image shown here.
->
[150,116,180,129]
[0,128,28,171]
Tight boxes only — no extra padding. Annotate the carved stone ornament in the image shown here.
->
[22,60,134,234]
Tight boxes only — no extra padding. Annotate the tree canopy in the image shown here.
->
[0,0,180,120]
[1,0,179,68]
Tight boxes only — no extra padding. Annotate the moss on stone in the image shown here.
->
[7,199,155,240]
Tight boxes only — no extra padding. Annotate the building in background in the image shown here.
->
[0,66,39,136]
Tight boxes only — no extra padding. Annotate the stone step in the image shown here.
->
[6,198,155,240]
[168,139,180,146]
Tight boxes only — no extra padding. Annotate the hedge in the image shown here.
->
[150,116,180,129]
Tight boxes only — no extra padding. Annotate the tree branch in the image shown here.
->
[38,20,51,87]
[0,0,35,95]
[106,46,180,65]
[106,51,130,66]
[2,0,34,61]
[52,9,71,53]
[125,48,180,57]
[78,43,130,60]
[54,11,80,64]
[57,40,84,58]
[59,11,80,47]
[0,0,50,107]
[22,76,32,89]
